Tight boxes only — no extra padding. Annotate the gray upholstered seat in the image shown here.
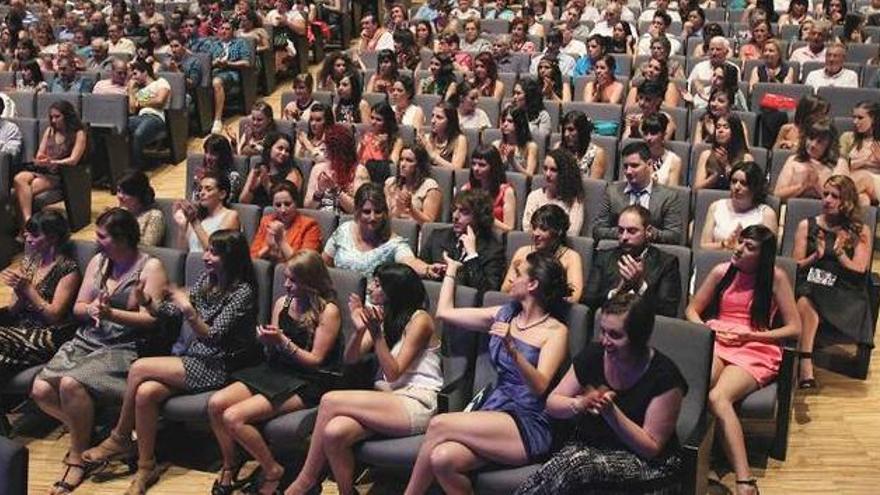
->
[82,93,130,189]
[0,435,27,495]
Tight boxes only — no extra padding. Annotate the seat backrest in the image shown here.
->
[478,97,501,128]
[8,117,39,164]
[505,172,530,230]
[71,240,97,272]
[780,198,821,256]
[82,93,128,134]
[391,218,419,254]
[299,208,338,249]
[418,222,449,257]
[192,52,213,88]
[36,92,81,118]
[7,91,35,118]
[141,245,187,286]
[691,189,730,249]
[582,178,608,237]
[154,198,180,249]
[159,72,186,111]
[651,316,713,440]
[231,203,262,241]
[769,149,794,190]
[429,166,454,222]
[424,280,480,383]
[750,83,813,114]
[816,87,880,118]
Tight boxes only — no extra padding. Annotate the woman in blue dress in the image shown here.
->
[402,251,571,495]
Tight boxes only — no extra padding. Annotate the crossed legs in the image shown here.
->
[13,171,56,226]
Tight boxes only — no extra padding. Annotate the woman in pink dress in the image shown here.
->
[686,225,800,495]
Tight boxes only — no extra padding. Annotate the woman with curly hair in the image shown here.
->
[304,124,370,213]
[384,144,442,224]
[556,111,607,179]
[317,51,355,91]
[358,101,404,166]
[523,148,585,235]
[775,118,849,201]
[462,145,516,232]
[493,106,539,177]
[471,52,505,99]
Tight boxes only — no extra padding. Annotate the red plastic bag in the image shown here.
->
[759,93,798,111]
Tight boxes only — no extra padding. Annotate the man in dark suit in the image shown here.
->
[585,204,682,317]
[422,189,506,294]
[592,141,684,244]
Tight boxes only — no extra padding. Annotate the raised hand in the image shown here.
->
[489,320,515,354]
[168,286,195,318]
[0,269,25,291]
[257,324,285,346]
[460,225,477,256]
[348,293,369,332]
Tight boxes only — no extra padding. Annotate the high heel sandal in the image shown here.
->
[211,462,247,495]
[124,459,162,495]
[244,466,285,495]
[736,478,760,495]
[50,452,98,495]
[798,352,818,389]
[82,431,136,468]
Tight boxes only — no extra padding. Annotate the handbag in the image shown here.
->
[759,93,798,111]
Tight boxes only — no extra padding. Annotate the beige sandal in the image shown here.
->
[125,460,162,495]
[82,431,136,467]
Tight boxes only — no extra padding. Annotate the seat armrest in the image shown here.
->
[437,371,472,414]
[679,414,715,495]
[770,345,798,460]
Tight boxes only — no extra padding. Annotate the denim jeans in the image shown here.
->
[128,113,167,169]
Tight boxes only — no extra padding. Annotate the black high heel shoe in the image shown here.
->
[211,462,248,495]
[798,352,818,389]
[736,478,760,494]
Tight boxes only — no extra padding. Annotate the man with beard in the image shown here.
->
[420,189,506,295]
[584,204,681,317]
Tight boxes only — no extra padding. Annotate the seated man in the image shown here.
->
[208,20,252,134]
[48,55,93,93]
[437,32,473,72]
[0,97,23,158]
[127,61,171,169]
[637,11,682,56]
[687,36,740,87]
[357,12,394,54]
[529,28,576,76]
[639,0,682,23]
[421,189,506,295]
[106,22,135,57]
[585,204,682,317]
[492,35,520,73]
[592,141,683,244]
[804,42,858,89]
[161,34,203,112]
[85,37,113,72]
[790,19,830,64]
[92,59,128,95]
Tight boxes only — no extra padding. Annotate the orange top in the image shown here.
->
[250,213,322,259]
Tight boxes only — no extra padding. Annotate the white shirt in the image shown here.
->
[108,37,136,56]
[529,51,577,77]
[638,8,682,23]
[590,20,637,37]
[789,46,826,64]
[637,33,682,56]
[562,39,587,58]
[804,68,859,89]
[687,59,740,85]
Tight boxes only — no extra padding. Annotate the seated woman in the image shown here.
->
[774,118,849,201]
[126,60,171,170]
[389,74,425,129]
[509,16,538,53]
[609,20,637,55]
[692,88,750,144]
[418,52,458,101]
[513,79,552,135]
[403,251,569,494]
[115,170,165,247]
[537,58,571,103]
[175,172,242,252]
[31,208,168,495]
[471,52,505,99]
[13,59,49,93]
[455,81,492,131]
[250,181,322,263]
[358,101,404,166]
[583,55,624,104]
[462,145,516,232]
[779,0,812,25]
[557,111,607,179]
[686,65,748,112]
[294,102,333,161]
[304,124,370,214]
[773,95,829,151]
[191,134,244,203]
[701,162,778,250]
[240,132,304,207]
[333,70,370,124]
[840,102,880,205]
[738,19,773,61]
[747,39,795,91]
[365,49,399,94]
[282,73,319,122]
[82,230,258,494]
[231,101,277,157]
[419,102,468,170]
[794,175,872,389]
[316,51,355,91]
[635,35,685,80]
[504,204,584,303]
[384,144,442,224]
[493,106,539,177]
[516,293,687,493]
[207,250,341,494]
[686,225,800,495]
[623,80,677,141]
[523,149,585,236]
[694,114,754,190]
[322,183,423,279]
[287,262,441,494]
[624,58,681,111]
[12,100,87,227]
[0,211,80,382]
[641,113,684,186]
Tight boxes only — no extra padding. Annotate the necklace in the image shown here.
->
[514,313,550,331]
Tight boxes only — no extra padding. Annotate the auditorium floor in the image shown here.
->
[2,78,880,494]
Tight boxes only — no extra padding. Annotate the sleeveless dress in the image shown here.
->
[0,256,79,381]
[478,302,552,461]
[357,132,390,165]
[231,297,342,406]
[186,209,233,252]
[39,253,152,404]
[710,200,770,244]
[705,264,781,387]
[649,149,677,185]
[757,64,791,84]
[795,218,873,346]
[576,143,599,176]
[461,182,511,223]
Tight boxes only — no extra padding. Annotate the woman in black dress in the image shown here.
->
[0,210,80,382]
[82,230,258,494]
[794,175,873,389]
[207,250,342,495]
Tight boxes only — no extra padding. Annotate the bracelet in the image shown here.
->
[444,273,456,281]
[286,339,299,357]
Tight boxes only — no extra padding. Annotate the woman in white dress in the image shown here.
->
[701,161,779,250]
[174,172,241,252]
[641,113,683,186]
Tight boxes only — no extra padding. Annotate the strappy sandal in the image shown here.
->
[51,455,96,495]
[245,467,285,495]
[211,462,247,495]
[798,352,818,389]
[82,431,136,468]
[124,459,162,495]
[736,478,760,495]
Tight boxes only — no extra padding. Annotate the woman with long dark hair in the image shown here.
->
[693,88,750,144]
[333,69,370,124]
[389,74,425,129]
[175,172,242,252]
[584,54,623,104]
[366,48,399,94]
[455,81,492,130]
[82,230,258,494]
[471,52,505,99]
[240,132,304,207]
[384,144,442,224]
[557,111,607,179]
[773,95,829,151]
[115,170,165,247]
[193,134,244,202]
[358,101,403,166]
[286,262,441,494]
[775,118,849,201]
[523,149,585,235]
[403,251,570,494]
[304,124,370,213]
[841,102,880,205]
[687,225,800,495]
[494,106,539,177]
[418,52,458,101]
[794,175,872,389]
[419,102,468,170]
[503,204,584,302]
[641,113,684,186]
[537,58,571,103]
[512,79,552,135]
[695,114,754,190]
[463,145,516,232]
[294,102,334,161]
[701,162,778,250]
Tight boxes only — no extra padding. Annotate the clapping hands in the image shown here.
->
[573,385,616,416]
[349,294,384,339]
[0,268,27,292]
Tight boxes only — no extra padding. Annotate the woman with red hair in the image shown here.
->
[304,125,370,214]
